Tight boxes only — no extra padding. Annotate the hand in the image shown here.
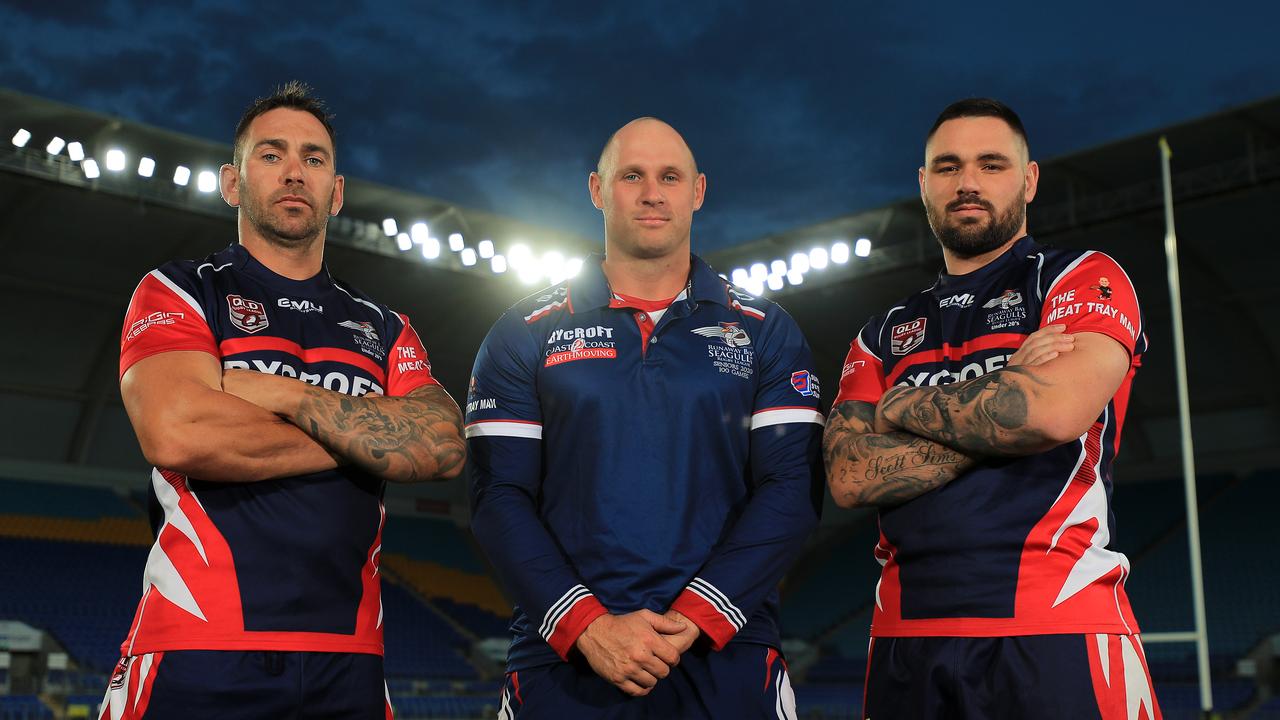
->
[1008,324,1074,368]
[873,385,907,434]
[574,610,686,697]
[660,610,701,655]
[221,369,299,415]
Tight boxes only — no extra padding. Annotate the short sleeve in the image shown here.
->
[833,325,886,405]
[1040,252,1142,357]
[120,270,218,379]
[385,312,441,397]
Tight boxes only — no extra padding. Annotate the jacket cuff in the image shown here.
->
[541,585,609,661]
[670,578,746,651]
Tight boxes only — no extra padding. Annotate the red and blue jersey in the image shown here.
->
[466,254,824,671]
[834,236,1148,637]
[116,243,438,656]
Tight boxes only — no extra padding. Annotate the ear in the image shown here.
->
[219,163,240,208]
[917,166,927,204]
[588,172,604,210]
[329,174,345,216]
[1023,160,1039,204]
[691,173,707,212]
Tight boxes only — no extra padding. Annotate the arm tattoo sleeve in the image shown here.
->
[289,384,465,482]
[823,400,978,508]
[878,366,1052,457]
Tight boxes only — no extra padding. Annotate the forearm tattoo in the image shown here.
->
[290,384,465,482]
[823,401,976,507]
[878,366,1050,457]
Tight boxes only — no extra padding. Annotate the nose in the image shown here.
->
[281,155,305,186]
[956,164,981,196]
[639,176,665,206]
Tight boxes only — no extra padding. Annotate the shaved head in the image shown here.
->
[597,117,698,178]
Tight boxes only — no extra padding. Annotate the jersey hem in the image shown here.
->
[122,638,384,655]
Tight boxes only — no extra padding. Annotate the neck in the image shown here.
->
[601,248,691,300]
[239,218,325,281]
[942,231,1025,276]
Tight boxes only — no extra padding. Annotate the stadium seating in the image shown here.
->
[0,695,53,720]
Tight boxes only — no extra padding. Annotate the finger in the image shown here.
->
[626,667,660,690]
[641,610,687,635]
[638,653,672,679]
[618,680,650,697]
[1036,324,1067,335]
[649,638,681,666]
[1025,351,1058,366]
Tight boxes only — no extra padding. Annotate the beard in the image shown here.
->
[241,187,331,250]
[926,193,1026,259]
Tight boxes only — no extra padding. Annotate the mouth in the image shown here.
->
[949,203,989,215]
[635,216,670,227]
[276,195,311,208]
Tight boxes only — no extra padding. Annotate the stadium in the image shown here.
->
[0,83,1277,720]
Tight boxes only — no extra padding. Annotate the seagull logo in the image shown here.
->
[691,322,752,348]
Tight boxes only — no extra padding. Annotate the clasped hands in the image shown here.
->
[573,609,701,697]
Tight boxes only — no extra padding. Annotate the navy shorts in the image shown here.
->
[99,650,392,719]
[498,643,797,719]
[863,634,1162,720]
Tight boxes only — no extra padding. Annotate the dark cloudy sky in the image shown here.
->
[2,1,1277,252]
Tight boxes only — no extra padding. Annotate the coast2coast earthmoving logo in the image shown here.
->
[544,325,617,367]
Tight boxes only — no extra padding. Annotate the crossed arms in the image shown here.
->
[122,350,464,483]
[823,326,1131,508]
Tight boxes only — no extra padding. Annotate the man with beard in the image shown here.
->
[823,98,1162,719]
[104,82,465,719]
[466,118,823,717]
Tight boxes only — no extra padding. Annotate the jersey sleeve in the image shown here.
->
[384,312,441,397]
[832,323,887,405]
[669,306,823,650]
[465,311,607,661]
[119,269,218,379]
[1040,252,1142,357]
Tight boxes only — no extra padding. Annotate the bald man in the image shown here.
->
[466,118,824,718]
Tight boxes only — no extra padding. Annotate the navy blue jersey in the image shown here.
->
[834,236,1148,637]
[466,254,824,671]
[117,243,439,655]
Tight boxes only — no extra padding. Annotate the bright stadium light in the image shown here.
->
[565,257,584,279]
[854,237,872,258]
[745,278,765,296]
[767,273,784,291]
[770,259,787,276]
[478,239,494,259]
[82,158,100,179]
[173,165,191,186]
[809,247,829,270]
[396,233,412,251]
[787,270,804,286]
[790,252,810,274]
[461,247,477,266]
[410,222,429,244]
[46,137,66,155]
[491,254,508,274]
[831,241,851,264]
[196,171,217,193]
[67,142,85,162]
[508,243,533,270]
[11,128,31,148]
[749,262,768,281]
[137,157,155,178]
[105,148,126,172]
[517,265,543,285]
[448,233,465,252]
[731,268,749,286]
[543,251,567,284]
[422,237,441,260]
[382,218,398,237]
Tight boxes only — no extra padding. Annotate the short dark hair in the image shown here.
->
[926,97,1029,153]
[233,81,336,166]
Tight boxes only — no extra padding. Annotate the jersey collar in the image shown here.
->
[932,235,1042,291]
[227,243,336,296]
[568,253,733,314]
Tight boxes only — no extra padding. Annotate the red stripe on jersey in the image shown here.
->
[763,647,780,690]
[385,312,441,397]
[219,337,387,383]
[546,595,608,661]
[120,272,218,379]
[670,588,737,651]
[884,332,1027,386]
[1086,634,1162,720]
[834,336,886,405]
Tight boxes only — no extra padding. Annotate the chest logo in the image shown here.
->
[983,289,1024,309]
[691,322,751,348]
[339,320,385,360]
[890,318,927,356]
[227,294,269,334]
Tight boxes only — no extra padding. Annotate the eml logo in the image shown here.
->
[278,298,323,313]
[939,293,975,309]
[791,370,820,398]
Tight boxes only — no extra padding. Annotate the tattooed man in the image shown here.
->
[825,98,1162,720]
[106,82,464,719]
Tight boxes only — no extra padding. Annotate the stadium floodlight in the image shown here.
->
[517,265,543,285]
[11,128,31,148]
[789,252,810,274]
[767,274,784,291]
[508,243,533,269]
[422,237,441,260]
[196,170,217,193]
[770,259,787,276]
[137,157,155,178]
[809,247,829,270]
[461,247,477,266]
[67,142,85,162]
[543,251,567,284]
[382,218,398,237]
[831,241,851,264]
[730,268,749,286]
[46,137,66,155]
[105,149,126,172]
[448,233,465,252]
[173,165,191,186]
[396,233,412,251]
[854,237,872,258]
[491,254,508,274]
[749,262,768,281]
[746,279,765,296]
[82,158,100,179]
[410,222,429,244]
[787,270,804,286]
[478,239,494,259]
[565,257,584,279]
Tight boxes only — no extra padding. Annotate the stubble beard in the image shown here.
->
[241,189,330,251]
[926,195,1026,259]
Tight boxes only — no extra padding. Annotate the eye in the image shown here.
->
[662,173,679,182]
[982,164,1004,172]
[623,173,640,182]
[306,157,324,167]
[262,153,280,162]
[937,165,958,174]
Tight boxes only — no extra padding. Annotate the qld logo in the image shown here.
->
[691,322,751,348]
[791,370,820,398]
[227,294,269,334]
[890,318,926,355]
